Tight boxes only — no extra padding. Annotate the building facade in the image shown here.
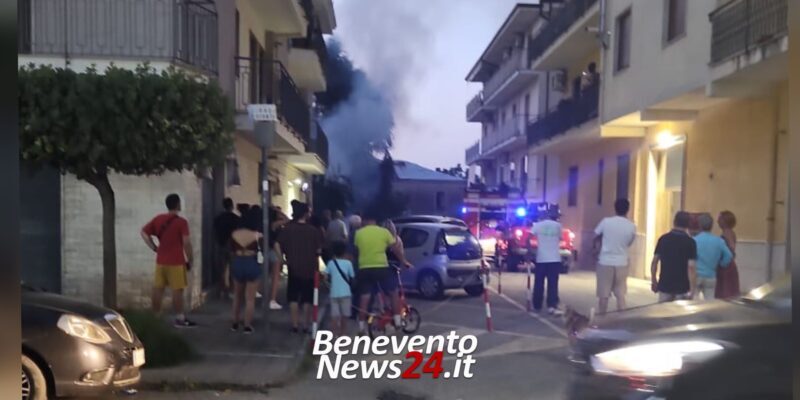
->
[18,0,335,308]
[465,0,788,291]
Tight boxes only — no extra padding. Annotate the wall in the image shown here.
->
[62,172,204,309]
[601,0,717,122]
[625,85,789,288]
[394,180,467,218]
[226,135,262,206]
[551,137,643,270]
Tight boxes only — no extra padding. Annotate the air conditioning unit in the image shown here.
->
[550,70,567,93]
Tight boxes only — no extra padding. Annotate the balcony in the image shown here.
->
[287,122,327,174]
[710,0,787,64]
[482,49,537,107]
[527,81,598,147]
[466,91,494,122]
[18,0,218,75]
[707,0,788,98]
[234,57,311,150]
[465,141,481,165]
[528,0,599,70]
[288,11,328,92]
[243,0,307,38]
[482,116,527,157]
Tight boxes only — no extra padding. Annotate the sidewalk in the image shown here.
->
[492,269,659,317]
[140,286,327,390]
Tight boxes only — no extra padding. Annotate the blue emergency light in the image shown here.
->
[515,207,527,218]
[461,206,467,214]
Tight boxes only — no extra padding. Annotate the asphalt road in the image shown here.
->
[122,271,587,400]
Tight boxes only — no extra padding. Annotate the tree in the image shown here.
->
[19,64,235,308]
[436,163,466,179]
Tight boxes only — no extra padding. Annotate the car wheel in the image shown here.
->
[21,354,48,400]
[464,284,484,297]
[417,271,444,299]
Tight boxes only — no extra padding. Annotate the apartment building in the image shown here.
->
[599,0,788,289]
[18,0,335,307]
[465,4,543,199]
[464,0,788,291]
[223,0,334,213]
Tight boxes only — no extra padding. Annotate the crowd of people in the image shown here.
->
[528,197,741,318]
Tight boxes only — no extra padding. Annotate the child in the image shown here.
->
[323,241,355,337]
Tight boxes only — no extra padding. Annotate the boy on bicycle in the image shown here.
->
[323,242,355,337]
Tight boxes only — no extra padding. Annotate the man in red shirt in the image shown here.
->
[141,193,196,328]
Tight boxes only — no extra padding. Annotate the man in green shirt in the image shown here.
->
[354,215,412,334]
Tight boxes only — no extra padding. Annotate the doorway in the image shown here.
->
[645,142,685,279]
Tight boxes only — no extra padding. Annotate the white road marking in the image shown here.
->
[202,351,295,359]
[488,287,568,338]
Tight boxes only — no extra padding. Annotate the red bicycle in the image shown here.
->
[367,264,421,338]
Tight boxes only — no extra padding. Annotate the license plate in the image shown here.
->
[132,348,145,367]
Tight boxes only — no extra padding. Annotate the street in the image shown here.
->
[123,271,658,400]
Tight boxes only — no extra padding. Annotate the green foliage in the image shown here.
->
[122,310,198,368]
[19,63,234,179]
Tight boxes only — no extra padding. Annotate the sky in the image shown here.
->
[331,0,524,170]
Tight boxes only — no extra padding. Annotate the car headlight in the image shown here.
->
[590,341,724,377]
[57,314,112,344]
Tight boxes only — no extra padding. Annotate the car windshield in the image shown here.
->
[741,275,791,310]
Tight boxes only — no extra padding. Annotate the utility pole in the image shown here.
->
[248,104,276,333]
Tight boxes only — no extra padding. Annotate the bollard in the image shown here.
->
[311,269,319,338]
[526,261,533,312]
[497,260,502,295]
[482,268,493,332]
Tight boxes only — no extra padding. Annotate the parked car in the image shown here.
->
[22,285,145,400]
[393,215,468,228]
[567,276,791,400]
[393,222,485,299]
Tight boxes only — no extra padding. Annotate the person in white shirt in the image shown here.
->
[531,208,564,316]
[592,199,637,314]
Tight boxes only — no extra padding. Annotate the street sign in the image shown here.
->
[247,104,277,122]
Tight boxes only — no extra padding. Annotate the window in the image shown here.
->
[665,0,687,43]
[400,228,429,249]
[568,166,579,207]
[615,9,632,72]
[616,154,630,200]
[512,104,518,119]
[435,192,445,212]
[597,159,604,205]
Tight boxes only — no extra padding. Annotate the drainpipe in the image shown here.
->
[765,93,783,282]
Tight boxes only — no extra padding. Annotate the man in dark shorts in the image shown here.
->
[276,202,324,333]
[651,211,698,302]
[353,215,412,334]
[213,198,240,299]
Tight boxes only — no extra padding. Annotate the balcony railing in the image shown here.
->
[483,116,527,154]
[18,0,218,74]
[528,0,599,65]
[527,81,599,146]
[710,0,787,64]
[234,57,311,144]
[311,122,329,166]
[465,141,481,165]
[466,91,486,120]
[483,49,526,101]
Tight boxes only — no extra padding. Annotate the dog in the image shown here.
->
[562,306,591,342]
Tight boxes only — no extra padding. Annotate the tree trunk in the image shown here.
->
[87,174,117,309]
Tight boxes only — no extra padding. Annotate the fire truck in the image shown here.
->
[462,187,526,262]
[463,189,577,272]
